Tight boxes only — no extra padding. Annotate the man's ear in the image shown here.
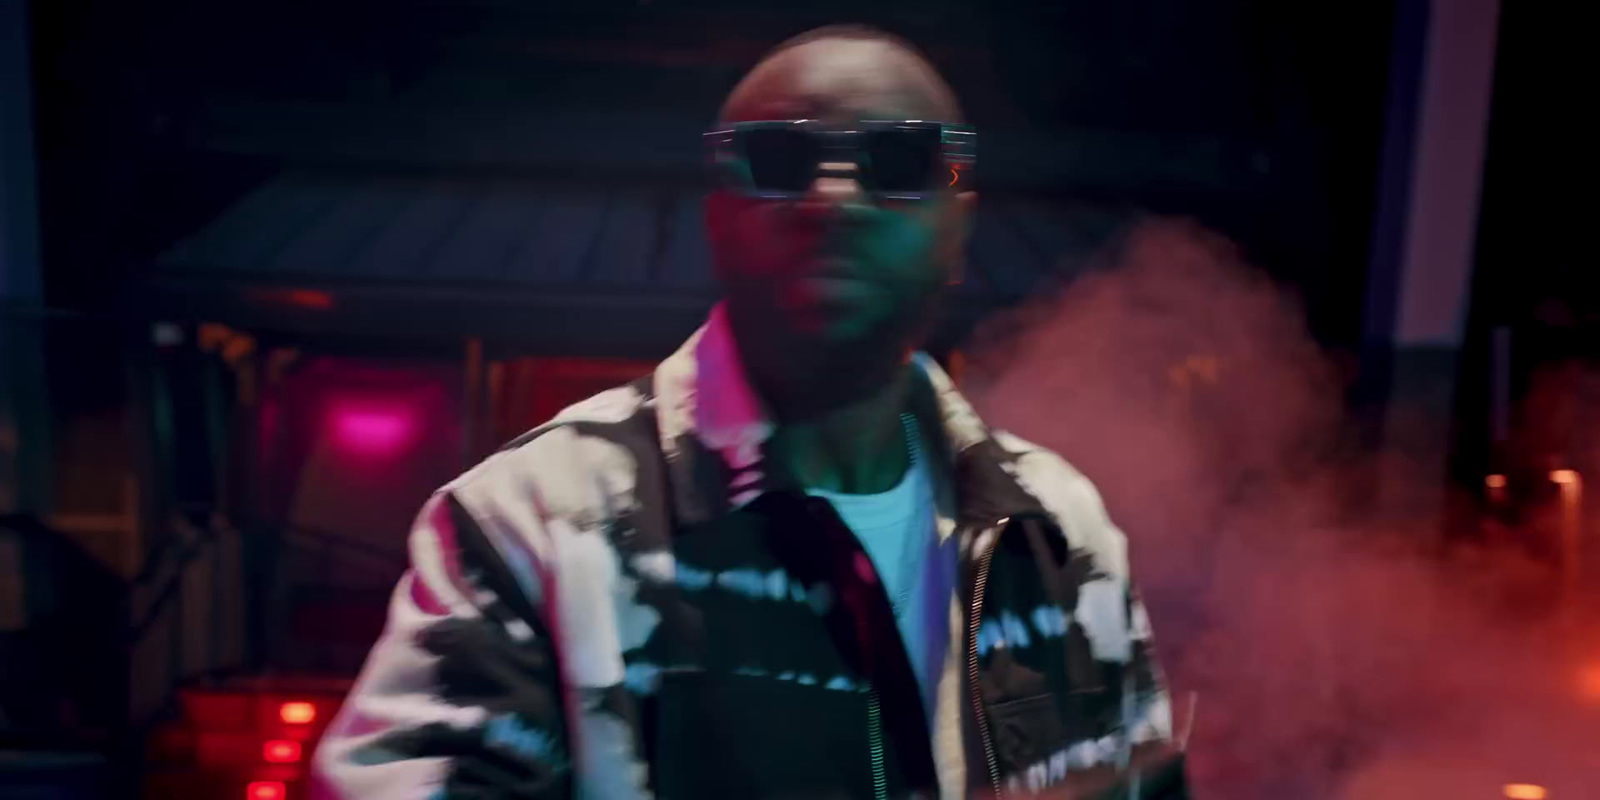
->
[704,191,733,284]
[955,189,977,230]
[942,190,976,285]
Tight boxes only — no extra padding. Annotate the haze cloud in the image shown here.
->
[964,219,1598,798]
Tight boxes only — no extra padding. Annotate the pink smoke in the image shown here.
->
[963,219,1599,798]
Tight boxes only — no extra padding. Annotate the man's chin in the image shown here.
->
[732,300,909,370]
[788,311,888,349]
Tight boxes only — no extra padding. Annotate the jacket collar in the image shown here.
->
[653,304,1040,530]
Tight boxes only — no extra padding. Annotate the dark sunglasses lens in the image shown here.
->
[863,127,943,192]
[740,128,819,192]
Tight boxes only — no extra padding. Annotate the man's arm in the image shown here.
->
[995,432,1190,797]
[1110,586,1189,799]
[1078,482,1189,799]
[310,491,573,799]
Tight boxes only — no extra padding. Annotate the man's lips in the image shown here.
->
[784,277,880,317]
[806,255,868,281]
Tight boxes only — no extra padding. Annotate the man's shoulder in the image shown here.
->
[989,430,1131,577]
[445,381,659,521]
[989,430,1104,507]
[499,380,658,452]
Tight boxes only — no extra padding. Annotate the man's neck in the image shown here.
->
[762,365,915,495]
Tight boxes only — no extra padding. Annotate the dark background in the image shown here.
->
[29,0,1397,349]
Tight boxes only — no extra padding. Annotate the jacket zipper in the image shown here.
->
[866,413,923,800]
[858,512,1016,799]
[867,553,916,800]
[968,518,1007,797]
[868,689,889,800]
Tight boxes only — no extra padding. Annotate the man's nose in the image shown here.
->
[800,161,868,214]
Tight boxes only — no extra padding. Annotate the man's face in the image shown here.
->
[705,39,974,356]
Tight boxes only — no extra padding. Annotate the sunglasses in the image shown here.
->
[704,120,976,200]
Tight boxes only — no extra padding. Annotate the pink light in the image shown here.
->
[331,405,417,456]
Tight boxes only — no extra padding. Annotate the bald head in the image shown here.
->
[720,26,963,125]
[704,27,973,416]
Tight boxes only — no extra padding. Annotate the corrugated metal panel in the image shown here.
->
[167,177,320,273]
[502,188,611,284]
[655,197,716,291]
[262,180,411,277]
[583,188,660,286]
[343,181,481,279]
[422,182,547,281]
[153,172,1119,326]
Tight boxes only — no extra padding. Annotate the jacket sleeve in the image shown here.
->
[1036,501,1192,800]
[1066,469,1189,798]
[995,432,1189,797]
[309,490,574,800]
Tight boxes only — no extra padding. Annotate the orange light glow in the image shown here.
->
[948,167,960,187]
[1550,469,1580,486]
[1486,474,1507,489]
[247,781,286,800]
[1580,664,1600,703]
[263,739,302,763]
[1503,785,1547,800]
[279,701,317,725]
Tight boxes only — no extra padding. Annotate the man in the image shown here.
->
[313,25,1187,800]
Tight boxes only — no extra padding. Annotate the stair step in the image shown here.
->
[0,751,111,800]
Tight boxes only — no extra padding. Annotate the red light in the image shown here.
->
[285,289,335,310]
[279,701,316,725]
[249,288,336,311]
[263,739,301,763]
[247,781,286,800]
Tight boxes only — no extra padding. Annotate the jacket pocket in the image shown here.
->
[987,693,1066,776]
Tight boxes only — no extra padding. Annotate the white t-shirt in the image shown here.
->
[806,427,949,716]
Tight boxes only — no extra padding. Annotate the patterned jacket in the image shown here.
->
[311,306,1187,799]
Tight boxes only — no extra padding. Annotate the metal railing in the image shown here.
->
[2,308,249,743]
